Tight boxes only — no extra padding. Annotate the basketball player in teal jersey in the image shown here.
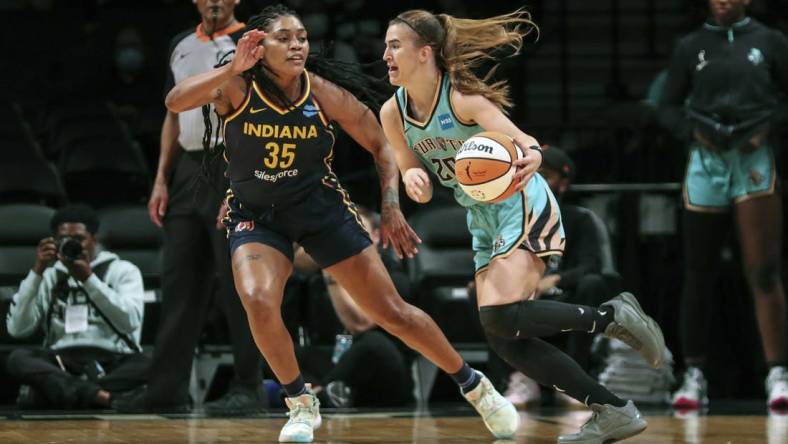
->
[381,10,667,443]
[164,5,520,443]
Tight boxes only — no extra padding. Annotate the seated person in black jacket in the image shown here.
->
[294,206,413,408]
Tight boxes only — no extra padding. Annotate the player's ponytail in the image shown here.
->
[194,45,238,196]
[391,9,537,111]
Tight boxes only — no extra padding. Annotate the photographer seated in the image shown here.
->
[294,207,413,408]
[5,205,149,409]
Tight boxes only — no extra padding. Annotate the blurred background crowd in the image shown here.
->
[1,0,787,412]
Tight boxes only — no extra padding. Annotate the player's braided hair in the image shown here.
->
[200,4,393,169]
[245,5,392,113]
[390,9,537,111]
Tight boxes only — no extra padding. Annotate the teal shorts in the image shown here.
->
[467,172,565,273]
[684,143,777,211]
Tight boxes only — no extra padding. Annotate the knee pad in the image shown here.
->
[480,299,589,339]
[479,302,521,339]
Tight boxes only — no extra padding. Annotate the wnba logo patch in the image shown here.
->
[234,221,255,232]
[438,113,454,130]
[303,104,319,118]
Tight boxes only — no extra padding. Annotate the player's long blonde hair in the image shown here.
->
[390,9,537,111]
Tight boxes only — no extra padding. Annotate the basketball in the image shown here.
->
[454,131,522,203]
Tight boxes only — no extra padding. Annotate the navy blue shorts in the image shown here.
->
[223,184,372,268]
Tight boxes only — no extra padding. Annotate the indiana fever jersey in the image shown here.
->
[223,71,336,207]
[394,73,481,208]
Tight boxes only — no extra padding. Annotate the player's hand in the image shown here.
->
[215,200,229,230]
[535,274,560,298]
[511,135,542,191]
[231,30,266,75]
[380,203,421,259]
[403,168,432,203]
[33,237,57,275]
[148,181,169,228]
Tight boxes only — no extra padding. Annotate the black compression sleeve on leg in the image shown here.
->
[487,334,625,407]
[479,299,611,339]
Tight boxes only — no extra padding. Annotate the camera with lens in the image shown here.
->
[57,237,83,262]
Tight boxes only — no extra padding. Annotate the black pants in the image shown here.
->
[6,347,149,409]
[298,329,413,407]
[147,152,260,405]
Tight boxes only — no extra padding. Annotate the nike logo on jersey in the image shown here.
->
[250,107,268,114]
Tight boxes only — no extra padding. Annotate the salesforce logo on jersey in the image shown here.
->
[438,113,454,130]
[254,169,300,183]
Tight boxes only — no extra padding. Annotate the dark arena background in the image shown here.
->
[1,0,788,443]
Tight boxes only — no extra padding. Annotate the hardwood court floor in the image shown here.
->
[0,407,786,443]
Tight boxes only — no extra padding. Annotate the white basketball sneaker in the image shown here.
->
[462,371,520,439]
[279,393,322,443]
[671,367,708,409]
[558,400,647,444]
[766,366,788,409]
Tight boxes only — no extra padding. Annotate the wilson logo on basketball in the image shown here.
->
[455,131,521,203]
[234,221,255,232]
[457,141,494,155]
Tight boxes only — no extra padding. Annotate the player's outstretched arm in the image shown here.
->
[380,98,433,204]
[311,74,421,259]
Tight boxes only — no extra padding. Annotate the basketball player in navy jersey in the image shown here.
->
[164,5,517,442]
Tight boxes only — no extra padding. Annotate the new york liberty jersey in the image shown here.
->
[394,74,565,271]
[395,74,480,207]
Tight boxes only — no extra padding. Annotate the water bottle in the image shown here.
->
[331,334,353,364]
